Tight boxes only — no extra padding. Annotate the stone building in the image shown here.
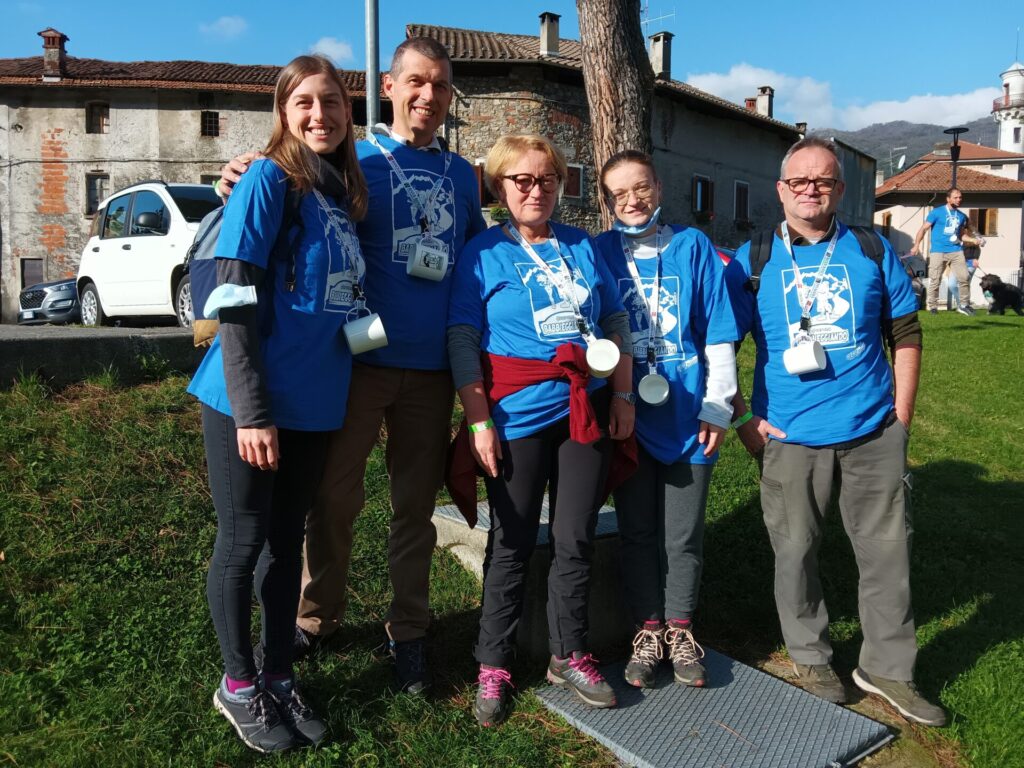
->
[0,17,816,322]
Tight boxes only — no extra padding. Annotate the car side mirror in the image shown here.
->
[135,211,166,233]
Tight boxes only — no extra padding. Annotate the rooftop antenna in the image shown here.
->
[641,1,676,41]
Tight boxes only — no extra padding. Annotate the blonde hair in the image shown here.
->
[264,55,368,221]
[484,134,568,198]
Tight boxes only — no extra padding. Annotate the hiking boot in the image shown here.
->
[546,652,616,708]
[957,304,976,316]
[253,625,323,670]
[792,662,847,704]
[264,676,329,746]
[852,668,948,726]
[213,678,298,753]
[624,624,664,688]
[389,635,429,694]
[474,665,514,727]
[664,622,707,687]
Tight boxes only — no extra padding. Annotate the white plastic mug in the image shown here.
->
[343,312,388,354]
[638,372,670,406]
[406,241,448,281]
[585,338,620,379]
[783,339,826,375]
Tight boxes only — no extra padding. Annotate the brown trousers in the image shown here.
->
[297,362,455,642]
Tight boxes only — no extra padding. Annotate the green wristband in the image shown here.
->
[731,412,753,429]
[468,418,495,433]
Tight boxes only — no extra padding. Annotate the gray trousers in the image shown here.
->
[614,444,714,626]
[759,417,918,681]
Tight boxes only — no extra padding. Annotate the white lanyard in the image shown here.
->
[312,189,367,306]
[368,133,451,235]
[619,229,663,370]
[780,221,840,332]
[506,224,593,339]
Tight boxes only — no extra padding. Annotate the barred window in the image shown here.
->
[86,103,109,134]
[200,110,221,137]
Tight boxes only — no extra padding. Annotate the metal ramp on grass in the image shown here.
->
[536,648,893,768]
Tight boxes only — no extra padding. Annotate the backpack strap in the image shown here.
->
[847,225,885,274]
[272,187,306,292]
[746,229,774,295]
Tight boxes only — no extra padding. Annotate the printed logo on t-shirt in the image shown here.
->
[317,203,365,313]
[619,276,684,361]
[780,264,857,349]
[387,169,456,268]
[514,259,592,339]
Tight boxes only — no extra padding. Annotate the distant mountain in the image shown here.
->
[812,117,999,178]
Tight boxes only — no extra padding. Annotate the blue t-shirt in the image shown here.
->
[188,159,362,431]
[595,225,739,465]
[732,222,918,446]
[926,205,968,253]
[448,222,626,441]
[354,135,487,370]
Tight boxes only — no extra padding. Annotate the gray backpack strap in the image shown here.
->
[746,230,773,295]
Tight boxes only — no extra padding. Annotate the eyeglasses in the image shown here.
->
[607,183,655,206]
[781,177,840,193]
[502,173,561,194]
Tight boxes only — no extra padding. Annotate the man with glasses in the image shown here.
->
[729,137,946,726]
[219,38,486,693]
[909,187,985,315]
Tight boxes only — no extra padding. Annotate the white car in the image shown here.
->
[76,180,221,327]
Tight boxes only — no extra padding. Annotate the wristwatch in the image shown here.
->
[612,391,637,405]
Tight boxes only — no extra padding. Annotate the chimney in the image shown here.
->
[756,86,774,118]
[539,12,560,57]
[875,169,885,187]
[744,97,757,111]
[648,31,673,80]
[795,121,807,136]
[38,28,69,82]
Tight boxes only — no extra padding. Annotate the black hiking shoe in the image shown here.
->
[213,678,298,753]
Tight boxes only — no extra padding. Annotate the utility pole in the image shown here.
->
[365,0,379,132]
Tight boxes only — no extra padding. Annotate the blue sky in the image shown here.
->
[3,0,1021,131]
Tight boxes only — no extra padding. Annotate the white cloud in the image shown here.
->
[686,63,998,131]
[199,16,248,40]
[839,88,1001,130]
[309,37,354,65]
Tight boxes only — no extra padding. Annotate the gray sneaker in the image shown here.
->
[957,304,976,316]
[624,625,664,688]
[473,665,514,727]
[265,677,328,746]
[547,652,616,708]
[213,678,298,753]
[852,667,948,726]
[792,662,847,704]
[664,623,706,687]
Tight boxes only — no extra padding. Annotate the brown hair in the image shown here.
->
[599,150,659,199]
[264,55,367,221]
[483,134,568,197]
[390,37,451,79]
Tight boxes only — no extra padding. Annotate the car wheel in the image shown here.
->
[79,282,109,326]
[175,274,193,328]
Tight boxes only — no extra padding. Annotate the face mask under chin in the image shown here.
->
[612,206,662,236]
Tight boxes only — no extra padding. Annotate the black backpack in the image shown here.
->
[745,225,886,295]
[185,189,304,347]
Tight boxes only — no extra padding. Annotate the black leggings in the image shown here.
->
[202,405,328,680]
[474,390,611,668]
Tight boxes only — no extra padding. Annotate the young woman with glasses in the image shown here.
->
[447,134,634,726]
[593,150,739,690]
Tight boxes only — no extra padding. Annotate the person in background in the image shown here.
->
[189,55,368,752]
[447,134,633,727]
[594,150,739,690]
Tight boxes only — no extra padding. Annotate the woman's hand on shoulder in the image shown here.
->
[236,425,279,471]
[218,151,263,199]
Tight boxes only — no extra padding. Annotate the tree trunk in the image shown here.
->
[576,0,654,227]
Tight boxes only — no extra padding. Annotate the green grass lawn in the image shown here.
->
[1,312,1021,767]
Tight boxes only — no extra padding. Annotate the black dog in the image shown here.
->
[979,274,1024,315]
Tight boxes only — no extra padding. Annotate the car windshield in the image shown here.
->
[168,186,222,222]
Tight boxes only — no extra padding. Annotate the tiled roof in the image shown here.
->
[919,140,1024,162]
[0,56,374,96]
[408,23,800,135]
[875,161,1024,197]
